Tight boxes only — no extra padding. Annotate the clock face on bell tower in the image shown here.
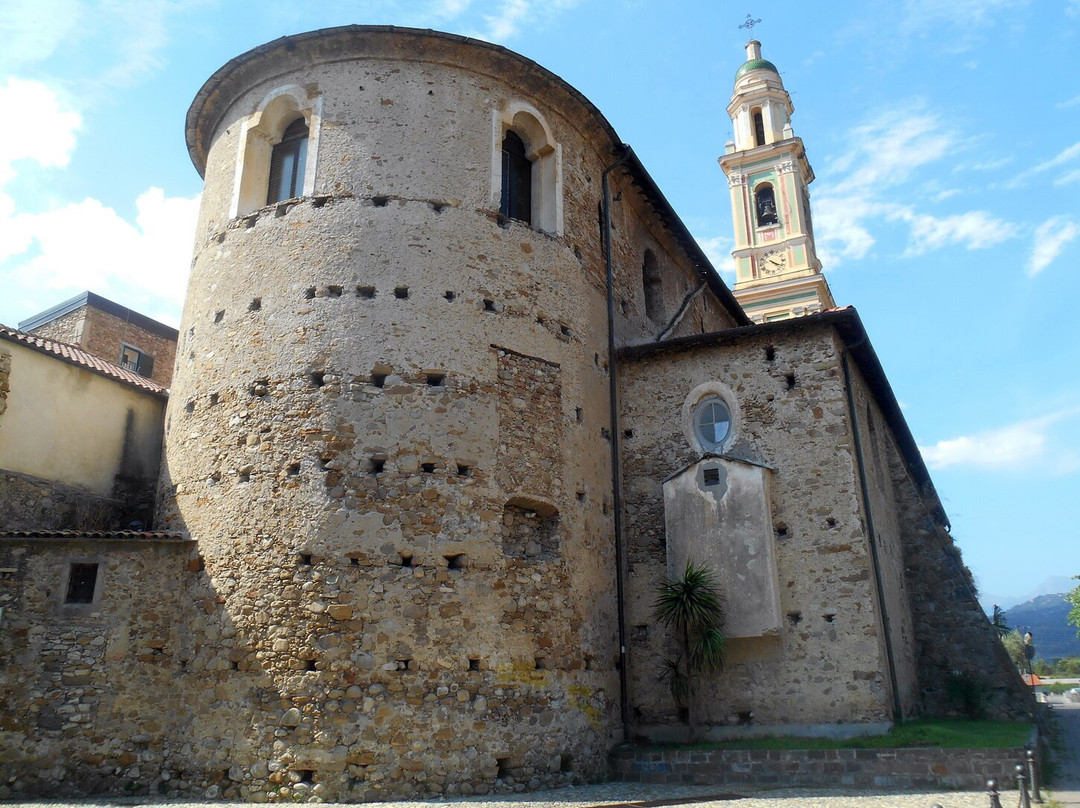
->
[717,39,835,322]
[759,249,787,275]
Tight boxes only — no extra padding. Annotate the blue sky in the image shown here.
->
[1,0,1077,606]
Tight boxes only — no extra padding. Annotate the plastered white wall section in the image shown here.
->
[0,342,164,494]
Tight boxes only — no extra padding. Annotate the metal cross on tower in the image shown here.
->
[739,13,762,31]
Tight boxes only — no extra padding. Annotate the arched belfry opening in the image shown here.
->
[752,108,766,147]
[755,183,778,227]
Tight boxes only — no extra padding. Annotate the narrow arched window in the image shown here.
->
[500,130,532,224]
[642,249,664,326]
[755,183,778,227]
[267,118,309,205]
[752,109,766,147]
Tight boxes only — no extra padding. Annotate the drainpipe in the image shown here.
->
[841,350,903,722]
[602,144,633,737]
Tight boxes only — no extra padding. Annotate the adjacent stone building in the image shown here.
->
[19,291,179,387]
[0,326,167,530]
[0,26,1030,802]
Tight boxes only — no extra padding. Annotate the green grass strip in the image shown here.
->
[639,719,1033,751]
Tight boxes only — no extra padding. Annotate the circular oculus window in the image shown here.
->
[694,397,731,453]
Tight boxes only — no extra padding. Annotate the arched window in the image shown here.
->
[267,118,309,205]
[500,130,532,224]
[232,87,321,218]
[752,108,766,147]
[642,249,664,326]
[755,183,778,227]
[492,104,561,234]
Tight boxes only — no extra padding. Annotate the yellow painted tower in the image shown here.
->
[719,40,834,322]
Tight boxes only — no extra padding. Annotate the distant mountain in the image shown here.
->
[1003,593,1080,661]
[979,576,1076,614]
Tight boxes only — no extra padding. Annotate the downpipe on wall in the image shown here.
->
[602,144,633,738]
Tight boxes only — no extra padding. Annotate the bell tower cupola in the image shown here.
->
[719,40,834,323]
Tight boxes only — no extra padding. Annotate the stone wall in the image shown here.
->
[0,348,9,416]
[0,470,131,531]
[81,306,177,387]
[901,509,1032,719]
[610,742,1035,790]
[0,534,195,799]
[618,324,898,734]
[147,26,741,801]
[844,356,922,717]
[25,307,84,346]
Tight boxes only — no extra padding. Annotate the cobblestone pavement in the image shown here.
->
[0,782,995,808]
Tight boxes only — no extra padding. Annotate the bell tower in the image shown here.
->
[718,40,834,323]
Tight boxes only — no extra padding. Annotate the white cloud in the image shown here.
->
[462,0,581,42]
[1057,95,1080,110]
[931,189,960,202]
[426,0,473,19]
[0,0,82,70]
[920,408,1080,473]
[1026,216,1079,277]
[813,195,881,263]
[1032,142,1080,173]
[0,78,81,187]
[814,102,1022,265]
[1007,141,1080,188]
[1,188,199,326]
[1056,168,1080,187]
[480,0,531,41]
[695,235,735,282]
[900,0,1028,33]
[890,208,1017,255]
[827,104,954,194]
[965,156,1012,172]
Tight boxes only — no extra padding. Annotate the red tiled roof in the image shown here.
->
[0,325,168,396]
[0,530,189,541]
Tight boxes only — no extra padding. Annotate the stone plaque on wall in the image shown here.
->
[663,457,781,638]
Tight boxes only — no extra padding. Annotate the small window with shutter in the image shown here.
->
[267,118,309,205]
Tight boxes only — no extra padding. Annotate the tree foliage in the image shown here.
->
[999,629,1025,672]
[990,604,1010,638]
[1068,576,1080,639]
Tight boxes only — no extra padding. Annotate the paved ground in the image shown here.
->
[6,700,1079,808]
[1048,696,1080,807]
[0,786,997,808]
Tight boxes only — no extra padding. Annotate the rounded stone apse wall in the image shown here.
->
[158,27,624,800]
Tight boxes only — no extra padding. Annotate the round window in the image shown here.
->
[694,397,731,452]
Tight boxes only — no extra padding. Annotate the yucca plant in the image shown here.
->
[653,559,725,741]
[990,604,1010,638]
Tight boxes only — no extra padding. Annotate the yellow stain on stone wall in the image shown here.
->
[495,661,549,687]
[568,684,602,729]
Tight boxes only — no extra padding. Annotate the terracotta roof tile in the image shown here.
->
[0,529,189,541]
[0,324,168,396]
